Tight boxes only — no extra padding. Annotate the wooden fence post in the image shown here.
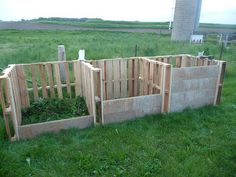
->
[214,61,226,104]
[58,45,66,82]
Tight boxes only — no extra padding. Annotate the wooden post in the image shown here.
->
[214,61,226,104]
[58,45,66,82]
[98,70,104,124]
[7,77,19,140]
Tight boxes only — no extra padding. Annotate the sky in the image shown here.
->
[0,0,236,24]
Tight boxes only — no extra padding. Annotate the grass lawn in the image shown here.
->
[0,29,236,176]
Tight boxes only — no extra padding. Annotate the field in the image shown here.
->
[29,18,236,29]
[0,29,236,176]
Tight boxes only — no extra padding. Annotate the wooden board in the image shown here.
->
[142,59,149,95]
[54,63,63,98]
[18,115,94,139]
[73,61,82,96]
[133,59,138,96]
[113,60,120,99]
[170,65,219,112]
[214,61,226,104]
[97,61,106,100]
[64,62,71,97]
[11,67,22,125]
[16,65,30,108]
[103,94,162,124]
[120,59,128,98]
[106,61,113,99]
[39,64,48,98]
[139,59,144,95]
[31,65,39,101]
[46,63,55,98]
[128,59,133,97]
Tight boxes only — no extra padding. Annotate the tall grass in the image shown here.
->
[0,29,234,68]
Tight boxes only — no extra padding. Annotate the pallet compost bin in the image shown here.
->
[0,54,226,140]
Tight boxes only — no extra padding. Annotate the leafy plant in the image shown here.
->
[21,96,89,125]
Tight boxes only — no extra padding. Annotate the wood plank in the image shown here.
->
[98,61,106,100]
[103,94,162,124]
[18,115,94,139]
[54,63,63,98]
[7,76,19,140]
[11,67,22,125]
[163,65,172,112]
[176,56,182,68]
[153,63,159,94]
[149,61,154,94]
[161,65,166,113]
[73,61,82,96]
[139,59,144,95]
[120,59,128,98]
[64,62,71,97]
[143,60,149,95]
[215,61,226,104]
[31,65,39,100]
[38,64,48,98]
[128,59,133,97]
[106,60,113,99]
[45,63,55,98]
[90,70,96,123]
[16,65,30,108]
[133,59,138,96]
[0,79,12,139]
[97,70,104,124]
[113,60,120,99]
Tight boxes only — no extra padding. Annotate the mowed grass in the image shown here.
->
[0,29,236,176]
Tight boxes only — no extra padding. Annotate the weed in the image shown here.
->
[22,96,89,125]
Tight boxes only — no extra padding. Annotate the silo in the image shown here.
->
[171,0,202,41]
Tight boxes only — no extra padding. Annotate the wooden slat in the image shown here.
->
[31,65,39,100]
[11,67,22,125]
[46,63,55,98]
[139,59,144,95]
[215,61,226,104]
[81,61,86,98]
[7,76,19,140]
[64,62,71,97]
[38,64,48,98]
[97,70,104,124]
[86,65,92,113]
[16,65,30,108]
[163,65,172,112]
[73,61,82,96]
[149,61,154,94]
[128,59,133,97]
[106,61,113,99]
[98,61,106,100]
[120,59,127,98]
[113,60,120,99]
[90,70,96,123]
[153,63,159,94]
[161,65,166,113]
[143,60,149,95]
[176,56,182,68]
[133,59,138,96]
[54,63,63,98]
[0,79,12,139]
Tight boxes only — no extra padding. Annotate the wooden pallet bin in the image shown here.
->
[0,54,226,140]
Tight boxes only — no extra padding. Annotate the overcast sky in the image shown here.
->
[0,0,236,24]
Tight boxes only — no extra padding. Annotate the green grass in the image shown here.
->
[0,29,236,176]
